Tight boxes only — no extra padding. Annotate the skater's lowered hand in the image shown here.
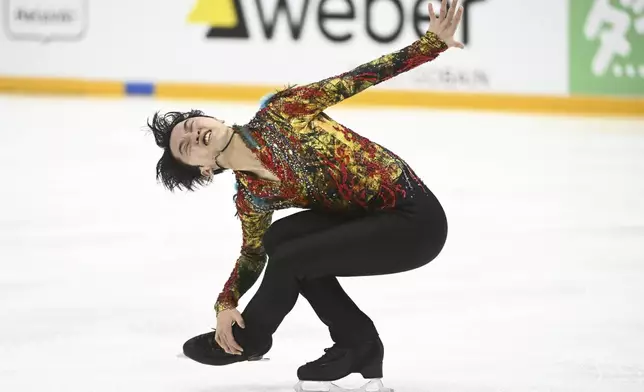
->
[215,308,245,355]
[428,0,465,49]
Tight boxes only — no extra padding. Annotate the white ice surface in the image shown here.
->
[0,96,643,392]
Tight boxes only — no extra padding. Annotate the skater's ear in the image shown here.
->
[200,166,214,178]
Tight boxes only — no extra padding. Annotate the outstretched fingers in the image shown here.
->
[426,0,466,48]
[448,4,464,36]
[428,2,437,23]
[446,0,458,23]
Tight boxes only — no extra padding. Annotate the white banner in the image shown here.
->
[4,0,88,42]
[0,0,569,95]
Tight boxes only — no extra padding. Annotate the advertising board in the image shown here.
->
[0,0,568,95]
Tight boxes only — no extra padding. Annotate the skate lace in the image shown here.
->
[311,344,347,364]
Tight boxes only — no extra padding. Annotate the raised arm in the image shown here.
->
[267,0,464,122]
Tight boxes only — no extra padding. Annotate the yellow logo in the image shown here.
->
[187,0,249,38]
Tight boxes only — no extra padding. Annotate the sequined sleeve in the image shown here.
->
[214,194,273,314]
[267,32,448,121]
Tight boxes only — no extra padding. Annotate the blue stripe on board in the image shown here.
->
[125,82,154,96]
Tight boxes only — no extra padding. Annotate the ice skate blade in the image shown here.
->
[176,353,270,361]
[294,379,393,392]
[249,355,270,361]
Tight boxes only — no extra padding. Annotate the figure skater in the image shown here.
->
[146,1,463,390]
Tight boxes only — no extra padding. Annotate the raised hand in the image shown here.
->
[428,0,465,49]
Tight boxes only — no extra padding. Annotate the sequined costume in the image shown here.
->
[214,31,448,314]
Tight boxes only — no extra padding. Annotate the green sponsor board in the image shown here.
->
[570,0,644,96]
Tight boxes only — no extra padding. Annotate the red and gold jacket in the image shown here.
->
[215,32,448,314]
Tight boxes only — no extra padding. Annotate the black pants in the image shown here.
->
[241,178,448,346]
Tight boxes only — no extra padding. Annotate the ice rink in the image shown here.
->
[1,95,643,392]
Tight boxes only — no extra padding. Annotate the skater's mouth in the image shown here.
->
[203,130,212,146]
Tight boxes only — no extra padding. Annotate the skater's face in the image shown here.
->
[169,116,232,174]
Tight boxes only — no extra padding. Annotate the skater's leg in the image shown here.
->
[262,209,378,345]
[299,276,378,345]
[182,179,447,377]
[241,184,447,343]
[241,184,447,382]
[181,211,358,366]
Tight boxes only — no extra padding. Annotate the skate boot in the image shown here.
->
[294,336,393,392]
[182,325,271,366]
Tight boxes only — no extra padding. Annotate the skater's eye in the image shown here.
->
[179,141,189,156]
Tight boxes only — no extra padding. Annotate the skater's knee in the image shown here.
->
[406,218,448,271]
[421,222,448,266]
[419,202,448,259]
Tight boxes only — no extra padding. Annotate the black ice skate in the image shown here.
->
[294,337,393,392]
[182,327,272,366]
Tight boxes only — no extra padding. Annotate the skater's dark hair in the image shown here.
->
[146,109,225,192]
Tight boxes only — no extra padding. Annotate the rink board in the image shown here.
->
[0,75,643,117]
